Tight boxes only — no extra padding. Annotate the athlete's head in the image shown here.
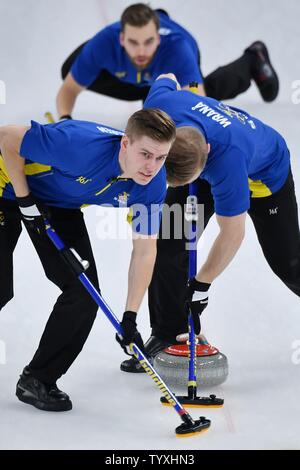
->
[120,108,176,185]
[120,3,160,69]
[165,127,210,187]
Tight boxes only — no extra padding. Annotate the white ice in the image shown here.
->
[0,0,300,450]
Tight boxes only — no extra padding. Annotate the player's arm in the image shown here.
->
[0,123,61,235]
[178,212,246,341]
[156,74,206,95]
[56,30,111,119]
[179,152,250,340]
[156,73,181,89]
[144,73,181,108]
[116,234,157,355]
[182,83,206,96]
[125,234,157,312]
[196,152,249,283]
[56,73,85,119]
[0,125,29,197]
[0,125,47,234]
[196,212,247,283]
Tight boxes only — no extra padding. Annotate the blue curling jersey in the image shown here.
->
[70,11,202,89]
[0,120,167,235]
[144,78,290,217]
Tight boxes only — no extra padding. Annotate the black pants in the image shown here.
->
[61,42,252,102]
[0,199,99,384]
[148,170,300,342]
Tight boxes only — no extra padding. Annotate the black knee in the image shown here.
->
[74,279,99,323]
[282,274,300,297]
[274,262,300,297]
[61,60,70,80]
[82,291,99,321]
[61,42,88,80]
[0,290,14,311]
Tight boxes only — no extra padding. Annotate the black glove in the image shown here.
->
[17,193,46,235]
[185,278,210,336]
[116,311,144,356]
[59,114,72,121]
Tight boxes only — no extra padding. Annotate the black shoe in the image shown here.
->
[16,367,72,412]
[120,336,173,373]
[245,41,279,102]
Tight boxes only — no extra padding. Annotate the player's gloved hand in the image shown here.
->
[17,193,46,235]
[59,114,72,121]
[176,278,210,342]
[116,311,145,356]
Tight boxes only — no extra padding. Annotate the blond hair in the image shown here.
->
[125,108,176,143]
[166,126,208,186]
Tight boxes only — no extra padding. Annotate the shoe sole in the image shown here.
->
[120,341,174,373]
[120,362,146,373]
[16,388,73,412]
[249,43,279,101]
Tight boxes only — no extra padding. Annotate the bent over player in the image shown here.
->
[121,74,300,372]
[0,109,182,411]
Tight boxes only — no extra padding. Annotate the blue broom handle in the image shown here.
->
[44,219,195,423]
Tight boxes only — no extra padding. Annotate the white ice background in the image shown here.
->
[0,0,299,450]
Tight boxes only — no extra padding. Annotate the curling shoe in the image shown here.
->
[120,335,173,373]
[245,41,279,102]
[16,366,72,412]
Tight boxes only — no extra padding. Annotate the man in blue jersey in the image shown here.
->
[121,73,300,372]
[0,108,183,411]
[56,3,279,120]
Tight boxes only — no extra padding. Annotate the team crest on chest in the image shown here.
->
[114,191,130,206]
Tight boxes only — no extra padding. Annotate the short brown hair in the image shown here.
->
[165,126,208,186]
[125,108,176,143]
[121,3,159,31]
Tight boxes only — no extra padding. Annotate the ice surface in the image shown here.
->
[0,0,299,450]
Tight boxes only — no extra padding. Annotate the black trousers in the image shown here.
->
[0,199,99,384]
[61,42,252,102]
[148,170,300,342]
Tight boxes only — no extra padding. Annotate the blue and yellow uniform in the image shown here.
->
[70,11,202,89]
[0,120,166,235]
[144,78,299,349]
[144,77,290,216]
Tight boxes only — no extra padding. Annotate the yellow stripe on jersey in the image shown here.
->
[137,71,141,83]
[95,181,116,196]
[95,176,130,197]
[0,155,52,197]
[0,156,10,183]
[24,163,52,176]
[0,155,10,197]
[248,178,272,198]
